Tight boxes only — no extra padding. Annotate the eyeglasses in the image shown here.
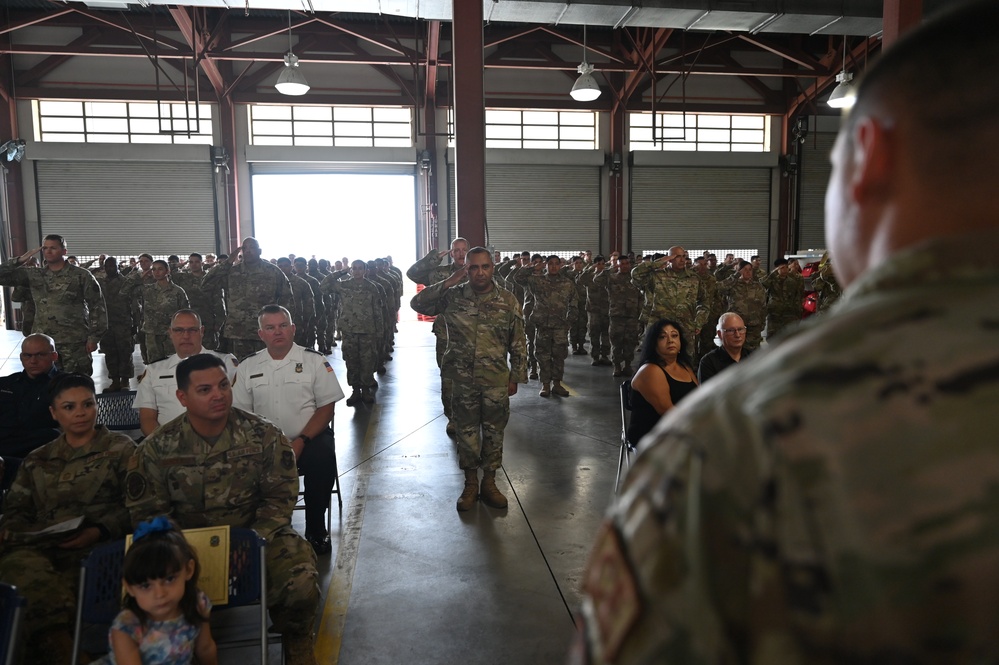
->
[170,327,201,335]
[721,327,747,335]
[20,351,52,360]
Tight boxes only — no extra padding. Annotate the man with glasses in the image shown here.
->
[133,309,238,436]
[0,334,61,459]
[696,312,753,384]
[631,245,709,359]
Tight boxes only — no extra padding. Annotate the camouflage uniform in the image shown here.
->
[320,274,384,392]
[202,260,293,360]
[0,427,134,657]
[173,270,225,350]
[762,269,804,342]
[577,266,611,362]
[296,270,325,350]
[368,270,396,366]
[592,269,643,370]
[125,276,190,364]
[577,231,999,665]
[410,279,527,470]
[497,259,533,374]
[96,271,137,382]
[511,267,578,386]
[0,259,107,375]
[718,275,767,351]
[630,261,708,355]
[10,284,33,336]
[566,266,589,353]
[696,270,721,361]
[126,408,319,637]
[813,259,843,312]
[287,272,317,349]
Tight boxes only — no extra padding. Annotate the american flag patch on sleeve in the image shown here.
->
[323,361,334,373]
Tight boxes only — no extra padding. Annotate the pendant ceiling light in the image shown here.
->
[570,26,601,102]
[275,11,310,96]
[827,36,856,109]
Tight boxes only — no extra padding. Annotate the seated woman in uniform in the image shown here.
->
[0,373,136,663]
[627,319,698,444]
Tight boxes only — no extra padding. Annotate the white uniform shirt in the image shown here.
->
[132,348,239,425]
[231,343,344,438]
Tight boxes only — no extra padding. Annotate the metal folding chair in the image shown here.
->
[95,391,140,431]
[615,380,636,493]
[0,583,26,665]
[294,446,343,535]
[215,528,271,664]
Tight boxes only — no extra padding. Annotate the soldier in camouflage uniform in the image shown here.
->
[321,260,385,405]
[10,257,35,336]
[592,255,643,377]
[0,374,134,663]
[126,354,319,665]
[306,258,332,352]
[504,254,543,379]
[577,256,612,366]
[692,256,722,361]
[718,260,767,351]
[566,256,589,355]
[0,234,107,375]
[575,7,999,661]
[277,257,316,349]
[125,259,190,364]
[512,255,578,397]
[376,258,403,348]
[202,237,293,360]
[366,260,395,372]
[294,256,325,351]
[812,251,843,312]
[762,257,804,342]
[630,246,709,359]
[317,259,337,351]
[173,252,224,350]
[411,247,527,512]
[96,257,136,392]
[407,238,469,433]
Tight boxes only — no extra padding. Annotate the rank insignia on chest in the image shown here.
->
[295,363,303,373]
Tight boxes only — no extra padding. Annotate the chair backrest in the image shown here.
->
[619,380,632,446]
[225,528,266,607]
[95,391,140,431]
[0,583,26,665]
[78,539,128,624]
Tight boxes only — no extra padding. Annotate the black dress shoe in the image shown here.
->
[306,532,332,555]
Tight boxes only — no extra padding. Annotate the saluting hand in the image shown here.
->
[444,264,468,288]
[18,246,42,264]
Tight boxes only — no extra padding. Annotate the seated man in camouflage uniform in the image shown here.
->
[127,354,320,665]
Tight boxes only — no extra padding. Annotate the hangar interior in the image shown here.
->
[0,2,939,663]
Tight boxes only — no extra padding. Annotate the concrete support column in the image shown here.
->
[451,0,486,249]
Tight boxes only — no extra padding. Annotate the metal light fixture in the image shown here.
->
[1,139,25,162]
[570,26,601,102]
[827,37,856,109]
[275,11,310,96]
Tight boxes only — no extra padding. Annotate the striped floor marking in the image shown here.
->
[314,405,381,664]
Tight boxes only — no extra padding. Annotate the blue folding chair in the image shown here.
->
[94,391,140,431]
[216,528,271,664]
[0,583,26,665]
[615,380,636,493]
[71,538,126,665]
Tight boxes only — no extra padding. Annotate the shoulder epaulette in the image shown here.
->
[304,348,325,356]
[239,349,265,364]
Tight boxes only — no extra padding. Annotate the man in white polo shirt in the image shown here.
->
[232,304,344,555]
[133,309,238,436]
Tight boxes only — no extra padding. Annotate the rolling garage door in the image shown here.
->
[798,132,836,251]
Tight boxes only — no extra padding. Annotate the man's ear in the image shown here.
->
[849,117,895,204]
[176,389,188,408]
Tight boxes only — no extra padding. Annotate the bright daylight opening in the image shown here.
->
[252,173,419,320]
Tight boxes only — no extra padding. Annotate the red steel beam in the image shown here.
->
[425,20,440,104]
[169,7,226,98]
[0,8,74,35]
[883,0,922,47]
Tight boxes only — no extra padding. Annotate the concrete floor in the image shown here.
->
[0,320,624,665]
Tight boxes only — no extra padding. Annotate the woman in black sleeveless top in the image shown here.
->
[627,318,698,444]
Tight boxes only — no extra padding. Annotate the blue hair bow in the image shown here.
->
[133,516,173,542]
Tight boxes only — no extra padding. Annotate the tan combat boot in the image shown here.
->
[539,382,551,397]
[552,382,569,397]
[456,469,479,511]
[283,633,318,665]
[480,469,508,509]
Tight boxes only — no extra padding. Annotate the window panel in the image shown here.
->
[39,101,82,116]
[43,133,85,142]
[486,139,522,149]
[487,125,522,140]
[560,141,595,150]
[629,127,653,143]
[522,125,558,140]
[334,122,373,137]
[661,142,696,151]
[560,125,594,141]
[254,120,293,136]
[697,114,731,128]
[253,136,293,146]
[87,118,128,134]
[732,115,764,129]
[294,121,333,136]
[525,140,559,149]
[252,105,293,120]
[335,137,374,147]
[173,134,213,145]
[522,111,558,125]
[373,107,411,122]
[698,129,731,143]
[334,107,372,121]
[657,113,684,128]
[86,102,127,117]
[697,142,731,151]
[486,110,521,124]
[293,106,332,121]
[374,137,413,148]
[42,117,84,132]
[131,134,173,144]
[87,134,129,143]
[731,143,765,152]
[732,129,764,144]
[128,103,160,118]
[375,123,412,138]
[295,136,334,146]
[559,111,594,126]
